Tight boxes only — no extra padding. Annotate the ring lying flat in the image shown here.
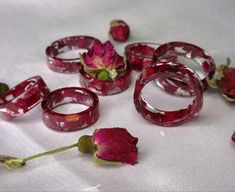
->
[41,87,99,132]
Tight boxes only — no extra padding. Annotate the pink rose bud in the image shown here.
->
[109,20,130,42]
[207,58,235,102]
[80,40,125,80]
[78,128,138,165]
[219,67,235,100]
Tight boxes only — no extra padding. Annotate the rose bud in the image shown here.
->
[80,40,126,80]
[207,58,235,101]
[109,19,130,42]
[219,67,235,101]
[0,128,138,170]
[78,128,138,165]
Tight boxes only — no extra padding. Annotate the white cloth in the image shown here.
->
[0,0,235,191]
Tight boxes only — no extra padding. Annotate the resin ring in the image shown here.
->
[46,36,99,73]
[41,87,99,132]
[125,43,161,71]
[133,62,203,126]
[125,42,177,71]
[0,76,50,120]
[152,41,216,92]
[79,64,132,95]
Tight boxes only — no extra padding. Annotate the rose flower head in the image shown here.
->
[109,19,130,42]
[219,67,235,101]
[207,58,235,101]
[78,128,138,165]
[80,40,126,80]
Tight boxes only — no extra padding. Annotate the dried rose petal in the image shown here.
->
[109,20,130,42]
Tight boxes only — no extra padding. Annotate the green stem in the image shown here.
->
[23,143,78,162]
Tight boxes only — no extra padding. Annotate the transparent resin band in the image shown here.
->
[125,43,160,71]
[0,76,50,120]
[46,36,99,73]
[133,62,203,127]
[152,41,216,93]
[78,64,132,95]
[41,87,99,132]
[125,42,176,71]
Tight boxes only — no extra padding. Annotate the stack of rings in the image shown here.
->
[125,41,215,126]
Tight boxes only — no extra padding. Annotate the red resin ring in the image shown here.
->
[0,76,50,120]
[133,62,203,126]
[125,43,158,71]
[46,36,99,73]
[41,87,99,132]
[78,64,132,95]
[152,41,216,92]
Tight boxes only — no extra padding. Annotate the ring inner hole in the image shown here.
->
[56,47,88,60]
[142,74,195,111]
[156,56,205,96]
[177,56,206,79]
[50,90,93,114]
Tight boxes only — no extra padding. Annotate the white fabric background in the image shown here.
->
[0,0,235,191]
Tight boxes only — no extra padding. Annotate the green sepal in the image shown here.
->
[207,58,231,89]
[110,20,126,27]
[92,153,121,166]
[0,155,25,169]
[97,69,111,81]
[78,135,96,154]
[0,83,9,96]
[106,69,118,80]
